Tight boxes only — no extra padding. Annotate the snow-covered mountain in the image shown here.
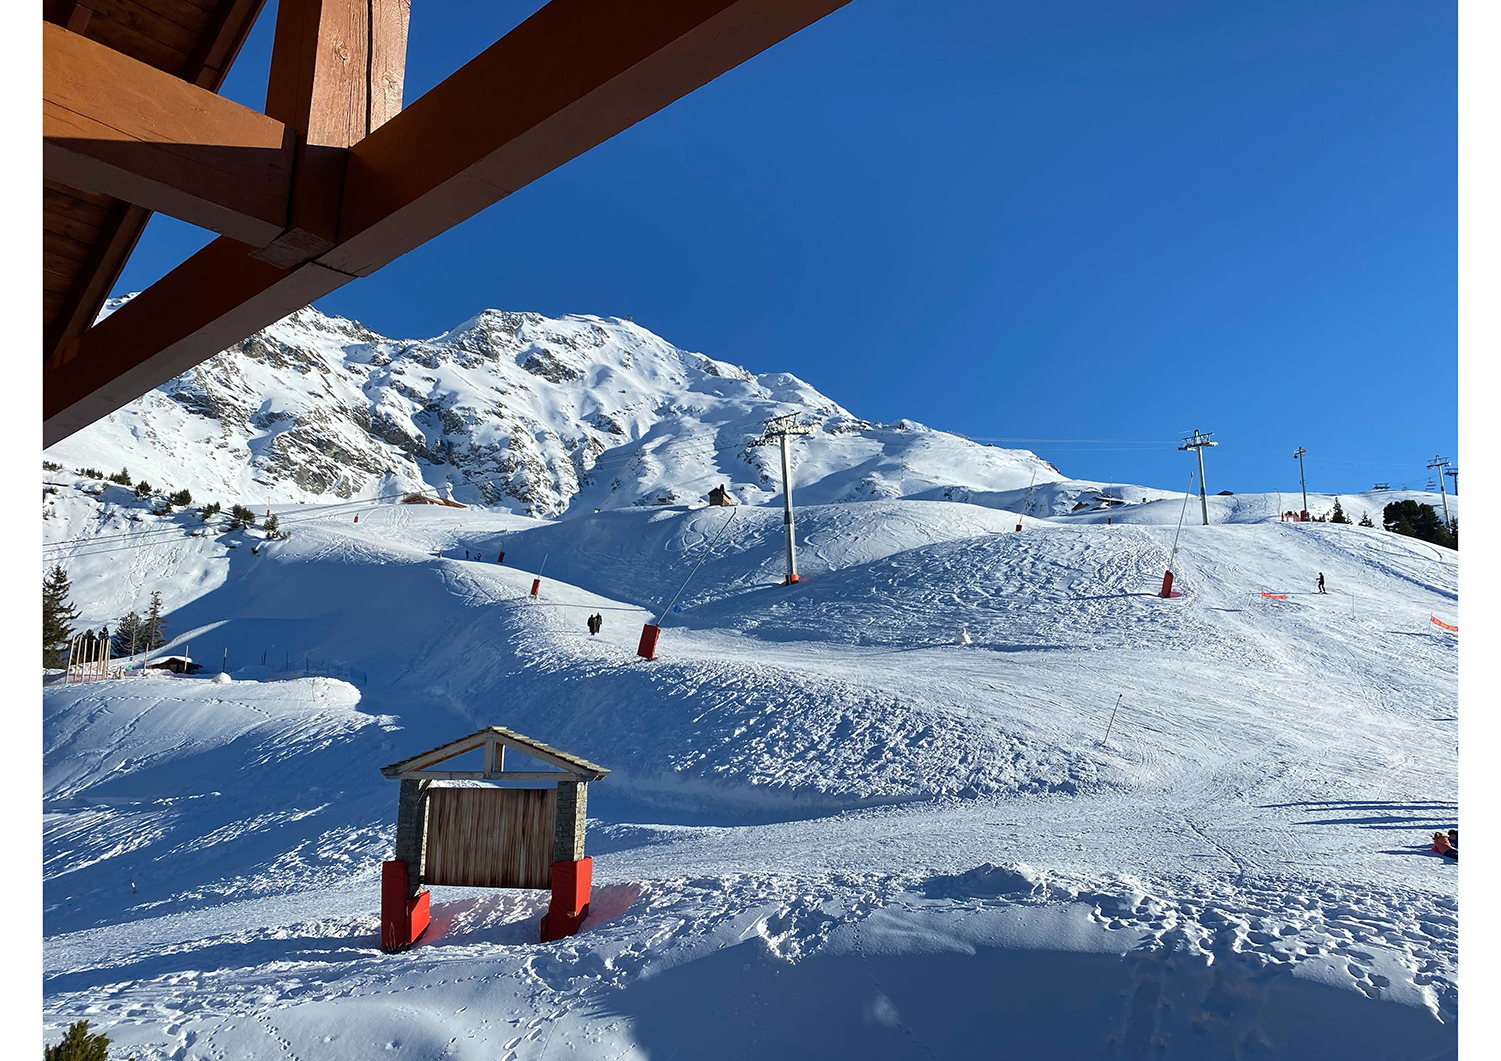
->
[45,303,1160,518]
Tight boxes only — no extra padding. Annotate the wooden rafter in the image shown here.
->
[44,23,295,245]
[42,0,271,366]
[379,726,610,782]
[43,0,853,446]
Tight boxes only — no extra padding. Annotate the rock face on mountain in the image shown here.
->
[46,303,1074,517]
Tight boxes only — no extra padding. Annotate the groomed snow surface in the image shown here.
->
[43,484,1458,1060]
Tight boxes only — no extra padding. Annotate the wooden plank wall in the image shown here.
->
[423,787,556,890]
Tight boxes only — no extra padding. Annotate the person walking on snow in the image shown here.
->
[1317,572,1326,594]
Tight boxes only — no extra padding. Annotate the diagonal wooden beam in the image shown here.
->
[185,0,271,89]
[44,0,852,445]
[43,237,351,445]
[44,22,295,245]
[330,0,852,276]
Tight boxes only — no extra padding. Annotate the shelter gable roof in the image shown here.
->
[380,726,609,781]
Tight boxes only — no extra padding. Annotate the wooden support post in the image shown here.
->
[256,0,411,267]
[393,777,430,897]
[554,781,587,863]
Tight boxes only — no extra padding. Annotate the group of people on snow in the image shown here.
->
[586,613,604,636]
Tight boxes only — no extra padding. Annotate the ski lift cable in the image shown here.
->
[655,506,738,627]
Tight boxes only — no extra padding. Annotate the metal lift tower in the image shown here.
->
[1426,455,1453,528]
[751,413,814,584]
[1179,430,1218,526]
[1292,447,1309,518]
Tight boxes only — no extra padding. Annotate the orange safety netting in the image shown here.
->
[1430,616,1458,632]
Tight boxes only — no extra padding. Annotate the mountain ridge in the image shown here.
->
[48,302,1132,518]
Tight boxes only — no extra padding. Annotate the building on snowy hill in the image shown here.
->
[707,484,736,507]
[401,493,466,508]
[144,656,200,674]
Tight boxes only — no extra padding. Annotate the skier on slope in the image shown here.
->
[1431,831,1458,860]
[1317,572,1326,594]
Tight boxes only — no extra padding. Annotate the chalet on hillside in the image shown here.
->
[144,656,201,674]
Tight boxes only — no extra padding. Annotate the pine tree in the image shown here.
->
[44,1019,111,1061]
[1359,512,1374,528]
[112,612,144,657]
[1383,500,1456,549]
[1330,497,1350,524]
[263,513,280,535]
[42,564,79,668]
[143,591,167,651]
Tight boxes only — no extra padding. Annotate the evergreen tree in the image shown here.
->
[1359,511,1374,528]
[112,612,144,657]
[135,481,152,498]
[108,468,132,486]
[1382,500,1456,549]
[44,1019,111,1061]
[42,564,79,668]
[263,513,280,535]
[229,504,258,527]
[1330,497,1350,524]
[143,591,167,651]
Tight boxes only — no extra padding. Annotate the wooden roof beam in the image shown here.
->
[44,22,295,246]
[43,0,852,444]
[329,0,852,276]
[43,236,351,445]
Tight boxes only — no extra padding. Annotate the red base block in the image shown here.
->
[530,578,541,596]
[1159,570,1175,598]
[540,858,593,942]
[637,624,660,660]
[785,573,800,584]
[1015,523,1022,532]
[381,860,430,952]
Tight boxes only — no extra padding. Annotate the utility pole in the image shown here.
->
[1426,455,1453,528]
[1292,446,1308,519]
[1179,430,1218,526]
[750,413,813,585]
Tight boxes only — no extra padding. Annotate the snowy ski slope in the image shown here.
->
[42,474,1458,1059]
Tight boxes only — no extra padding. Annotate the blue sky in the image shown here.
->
[115,0,1456,496]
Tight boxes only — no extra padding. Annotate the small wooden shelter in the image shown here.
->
[144,655,201,674]
[378,726,609,951]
